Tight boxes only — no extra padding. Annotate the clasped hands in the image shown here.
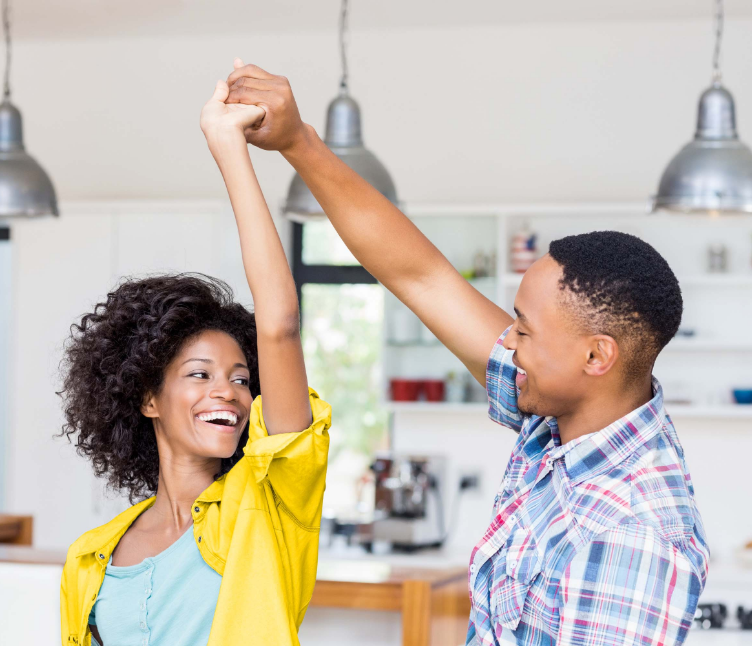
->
[200,58,309,155]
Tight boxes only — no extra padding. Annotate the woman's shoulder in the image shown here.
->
[65,497,156,567]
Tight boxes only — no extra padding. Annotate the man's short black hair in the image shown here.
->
[548,231,682,381]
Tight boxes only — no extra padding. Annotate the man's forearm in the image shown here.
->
[281,124,453,302]
[225,64,514,383]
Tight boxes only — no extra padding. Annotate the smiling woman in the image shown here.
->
[57,63,331,646]
[59,276,260,502]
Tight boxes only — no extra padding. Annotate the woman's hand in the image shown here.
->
[200,73,266,148]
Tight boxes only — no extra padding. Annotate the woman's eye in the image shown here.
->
[517,330,526,337]
[233,378,250,386]
[190,371,209,379]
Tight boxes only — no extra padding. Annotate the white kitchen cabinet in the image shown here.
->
[383,203,752,419]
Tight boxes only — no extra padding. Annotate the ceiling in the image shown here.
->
[13,0,752,40]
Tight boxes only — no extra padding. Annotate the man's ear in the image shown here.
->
[584,335,619,377]
[141,393,158,419]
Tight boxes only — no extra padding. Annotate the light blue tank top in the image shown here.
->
[89,526,222,646]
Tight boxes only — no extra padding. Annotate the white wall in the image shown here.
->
[11,19,752,206]
[3,18,752,554]
[4,203,255,548]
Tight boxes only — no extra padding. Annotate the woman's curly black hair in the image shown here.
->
[58,274,260,503]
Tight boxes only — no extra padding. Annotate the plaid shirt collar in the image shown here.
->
[542,377,665,485]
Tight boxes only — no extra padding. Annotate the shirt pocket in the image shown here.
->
[491,528,541,631]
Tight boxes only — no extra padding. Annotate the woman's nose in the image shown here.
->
[210,379,236,401]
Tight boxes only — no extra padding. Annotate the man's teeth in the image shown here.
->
[197,411,238,425]
[518,367,527,376]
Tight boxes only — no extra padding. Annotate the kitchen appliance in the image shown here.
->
[687,602,752,645]
[370,455,446,551]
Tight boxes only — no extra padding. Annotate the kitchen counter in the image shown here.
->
[0,545,471,646]
[6,545,752,645]
[313,558,470,646]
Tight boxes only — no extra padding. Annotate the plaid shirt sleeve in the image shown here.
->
[486,325,523,432]
[558,523,703,646]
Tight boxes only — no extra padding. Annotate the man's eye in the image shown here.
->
[233,378,250,386]
[517,330,526,337]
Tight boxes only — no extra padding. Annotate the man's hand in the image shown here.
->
[226,60,310,153]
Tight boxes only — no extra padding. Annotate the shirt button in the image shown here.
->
[510,559,518,570]
[140,602,146,610]
[194,506,200,513]
[140,622,146,630]
[198,536,202,543]
[470,564,476,573]
[145,588,151,594]
[98,553,104,559]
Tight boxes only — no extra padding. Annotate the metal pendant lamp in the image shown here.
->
[283,0,397,223]
[651,0,752,215]
[0,0,58,219]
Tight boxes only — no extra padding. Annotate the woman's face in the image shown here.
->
[142,330,254,461]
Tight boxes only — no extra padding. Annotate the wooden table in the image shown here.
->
[312,559,471,646]
[0,547,471,646]
[0,514,33,545]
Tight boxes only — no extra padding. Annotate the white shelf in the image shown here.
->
[664,339,752,352]
[385,401,488,413]
[402,202,648,218]
[501,273,752,288]
[666,404,752,419]
[680,275,752,287]
[385,401,752,419]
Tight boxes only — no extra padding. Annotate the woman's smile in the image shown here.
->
[195,407,244,434]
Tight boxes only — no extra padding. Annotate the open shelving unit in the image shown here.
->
[382,203,752,423]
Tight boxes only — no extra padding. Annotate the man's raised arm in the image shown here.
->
[226,64,513,384]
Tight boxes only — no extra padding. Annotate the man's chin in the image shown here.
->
[518,394,548,417]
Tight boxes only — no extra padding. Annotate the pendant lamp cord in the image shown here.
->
[712,0,723,85]
[338,0,349,93]
[2,0,10,100]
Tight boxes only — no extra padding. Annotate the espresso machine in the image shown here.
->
[370,454,447,551]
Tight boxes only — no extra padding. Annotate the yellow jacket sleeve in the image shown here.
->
[243,388,331,529]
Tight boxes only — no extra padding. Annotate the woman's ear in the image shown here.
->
[584,335,619,377]
[141,393,158,418]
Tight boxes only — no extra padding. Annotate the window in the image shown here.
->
[293,220,387,517]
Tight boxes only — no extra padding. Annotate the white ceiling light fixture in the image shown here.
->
[283,0,397,223]
[651,0,752,215]
[0,0,57,219]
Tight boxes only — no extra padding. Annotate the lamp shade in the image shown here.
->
[0,101,58,218]
[284,93,397,222]
[652,84,752,214]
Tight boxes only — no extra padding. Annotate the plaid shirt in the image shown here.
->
[466,327,709,646]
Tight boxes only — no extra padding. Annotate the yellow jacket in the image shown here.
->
[60,389,331,646]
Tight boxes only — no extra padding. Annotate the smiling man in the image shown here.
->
[225,63,709,645]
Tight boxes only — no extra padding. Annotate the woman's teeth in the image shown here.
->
[518,367,527,376]
[197,411,238,426]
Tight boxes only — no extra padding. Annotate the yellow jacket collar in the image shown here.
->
[74,496,156,558]
[74,475,227,558]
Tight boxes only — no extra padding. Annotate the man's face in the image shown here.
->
[503,255,593,418]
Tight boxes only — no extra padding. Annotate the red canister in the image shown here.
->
[423,379,445,402]
[390,379,422,401]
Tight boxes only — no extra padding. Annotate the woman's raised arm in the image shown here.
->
[200,61,312,435]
